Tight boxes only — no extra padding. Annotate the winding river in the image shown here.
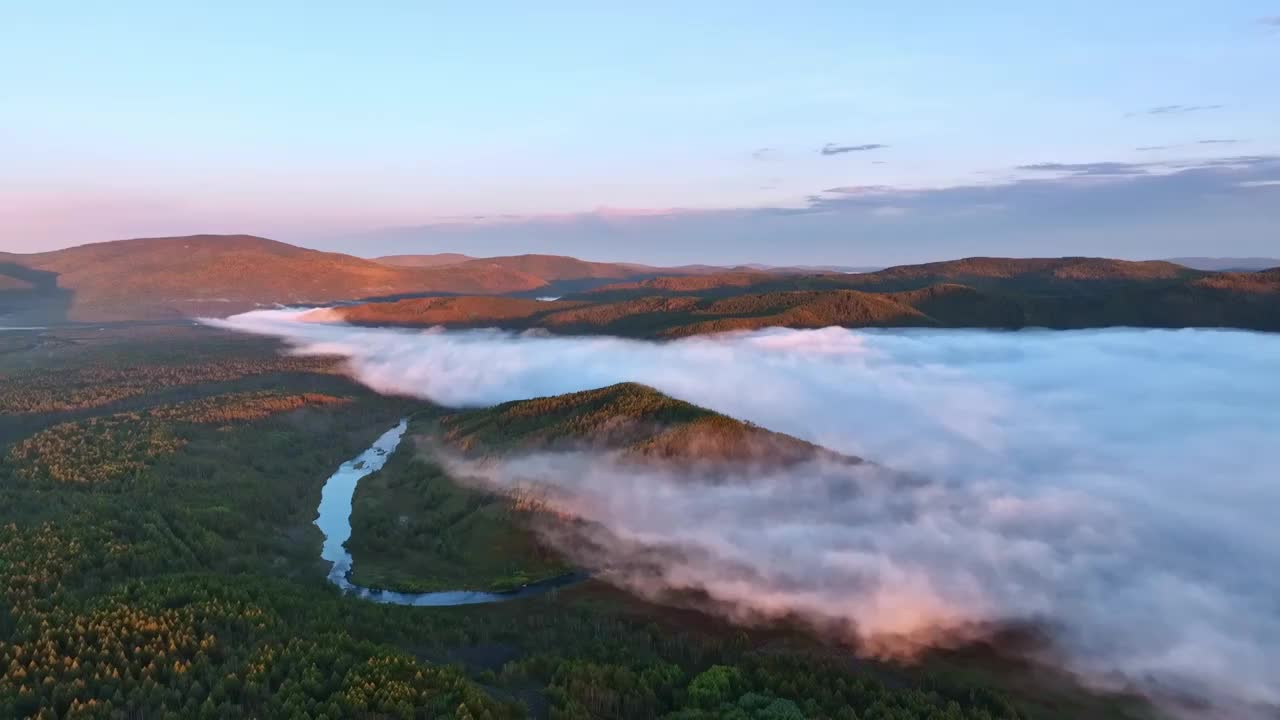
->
[314,420,583,606]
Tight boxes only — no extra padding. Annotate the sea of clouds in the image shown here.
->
[208,309,1280,716]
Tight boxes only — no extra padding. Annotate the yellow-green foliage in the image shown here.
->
[7,391,349,487]
[0,524,510,720]
[0,356,340,415]
[247,642,507,719]
[440,382,710,452]
[8,415,184,486]
[0,523,110,620]
[150,391,349,424]
[439,382,825,464]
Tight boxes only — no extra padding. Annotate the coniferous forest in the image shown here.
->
[0,326,1155,720]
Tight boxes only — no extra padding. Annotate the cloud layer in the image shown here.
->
[318,154,1280,264]
[209,310,1280,716]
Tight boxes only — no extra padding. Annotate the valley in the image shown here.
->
[2,236,1276,719]
[0,325,1160,719]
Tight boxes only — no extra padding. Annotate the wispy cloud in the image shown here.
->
[822,185,894,195]
[1016,161,1149,176]
[1135,145,1173,152]
[751,147,777,161]
[820,142,889,156]
[321,154,1280,264]
[796,155,1280,235]
[1199,138,1240,145]
[1132,104,1225,116]
[1173,154,1275,168]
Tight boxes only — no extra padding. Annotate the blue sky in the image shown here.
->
[3,2,1278,263]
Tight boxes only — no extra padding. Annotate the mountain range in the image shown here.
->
[1164,257,1280,272]
[330,257,1280,334]
[0,235,708,322]
[2,234,1277,331]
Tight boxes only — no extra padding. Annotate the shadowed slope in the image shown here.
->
[577,257,1205,302]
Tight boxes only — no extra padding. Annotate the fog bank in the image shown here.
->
[208,309,1280,715]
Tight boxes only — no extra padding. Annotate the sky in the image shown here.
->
[3,2,1279,263]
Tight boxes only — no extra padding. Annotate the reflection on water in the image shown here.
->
[315,419,583,606]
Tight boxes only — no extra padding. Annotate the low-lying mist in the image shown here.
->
[209,309,1280,715]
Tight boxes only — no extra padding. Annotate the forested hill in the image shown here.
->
[8,237,1279,332]
[575,257,1207,300]
[0,236,707,323]
[329,263,1280,335]
[0,235,540,322]
[436,382,842,467]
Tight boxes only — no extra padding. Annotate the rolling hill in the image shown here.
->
[325,286,1008,335]
[574,257,1207,302]
[0,235,556,322]
[7,237,1278,332]
[327,295,589,327]
[454,254,652,280]
[328,263,1280,334]
[1166,257,1280,272]
[1,236,755,323]
[435,382,840,467]
[0,236,725,323]
[372,253,475,268]
[374,253,729,294]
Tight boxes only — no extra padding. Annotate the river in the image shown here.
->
[314,419,583,606]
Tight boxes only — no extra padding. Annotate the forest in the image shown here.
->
[0,326,1157,719]
[327,258,1280,336]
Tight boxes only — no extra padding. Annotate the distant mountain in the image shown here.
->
[0,235,547,322]
[329,258,1280,334]
[575,257,1206,302]
[742,263,882,274]
[1165,257,1280,272]
[373,253,475,268]
[0,237,716,323]
[374,253,728,288]
[323,286,1016,335]
[8,238,1278,331]
[451,254,658,282]
[330,296,588,327]
[375,254,877,277]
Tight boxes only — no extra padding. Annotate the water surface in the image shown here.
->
[315,419,583,606]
